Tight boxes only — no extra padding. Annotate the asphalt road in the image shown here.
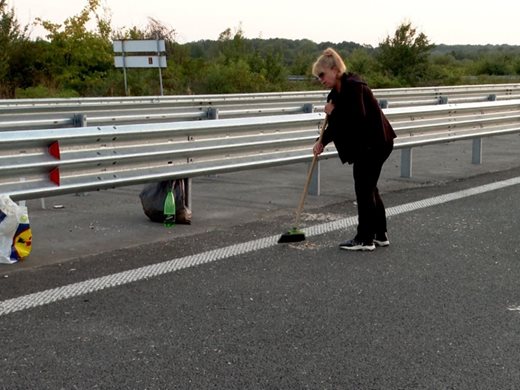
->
[0,135,519,389]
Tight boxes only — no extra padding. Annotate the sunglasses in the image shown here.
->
[317,72,325,79]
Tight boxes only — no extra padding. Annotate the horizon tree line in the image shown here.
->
[1,0,520,98]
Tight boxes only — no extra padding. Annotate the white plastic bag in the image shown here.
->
[0,195,32,264]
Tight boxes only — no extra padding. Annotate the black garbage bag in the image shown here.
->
[139,179,192,224]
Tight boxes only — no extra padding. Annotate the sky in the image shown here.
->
[10,0,520,46]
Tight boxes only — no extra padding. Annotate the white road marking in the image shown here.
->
[1,176,519,317]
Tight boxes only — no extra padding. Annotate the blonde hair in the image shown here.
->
[312,47,347,76]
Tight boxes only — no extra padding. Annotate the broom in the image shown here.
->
[278,116,328,244]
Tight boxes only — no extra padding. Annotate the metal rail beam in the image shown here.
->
[1,99,519,201]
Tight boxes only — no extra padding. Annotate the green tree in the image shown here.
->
[262,51,288,89]
[473,53,515,76]
[197,25,280,93]
[287,40,316,76]
[203,59,265,93]
[35,0,115,96]
[347,49,377,78]
[217,24,248,64]
[4,4,520,98]
[428,53,465,85]
[0,0,30,97]
[376,21,435,86]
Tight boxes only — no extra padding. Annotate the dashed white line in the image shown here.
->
[1,176,519,317]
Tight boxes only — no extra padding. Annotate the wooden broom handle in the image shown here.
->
[294,116,328,227]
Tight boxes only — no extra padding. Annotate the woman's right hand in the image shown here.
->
[324,102,335,116]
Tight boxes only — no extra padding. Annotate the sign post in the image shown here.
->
[113,40,167,95]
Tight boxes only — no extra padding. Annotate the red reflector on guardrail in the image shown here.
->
[48,141,60,159]
[49,167,60,186]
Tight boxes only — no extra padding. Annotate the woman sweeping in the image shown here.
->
[312,48,397,251]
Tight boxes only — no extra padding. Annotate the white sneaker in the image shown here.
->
[339,239,375,251]
[374,233,390,247]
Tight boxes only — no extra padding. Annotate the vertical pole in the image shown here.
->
[401,148,413,178]
[184,178,192,210]
[472,138,482,165]
[72,114,88,200]
[122,40,128,96]
[19,178,26,208]
[304,104,321,196]
[157,39,164,96]
[183,107,220,210]
[309,159,320,196]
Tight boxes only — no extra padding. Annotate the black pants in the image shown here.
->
[352,143,393,243]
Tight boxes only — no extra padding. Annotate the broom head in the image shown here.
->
[278,227,306,243]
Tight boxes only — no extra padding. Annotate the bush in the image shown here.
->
[15,85,80,98]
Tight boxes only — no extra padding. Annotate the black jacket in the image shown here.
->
[321,73,396,164]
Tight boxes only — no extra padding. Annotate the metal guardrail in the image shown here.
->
[1,84,520,131]
[383,99,520,177]
[1,99,520,201]
[374,83,520,107]
[2,83,520,109]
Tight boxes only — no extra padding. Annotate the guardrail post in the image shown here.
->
[378,99,389,109]
[18,178,26,207]
[438,96,449,104]
[184,178,192,211]
[309,158,320,196]
[194,107,221,209]
[70,114,88,205]
[488,94,497,101]
[472,138,482,165]
[400,148,413,178]
[304,103,321,196]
